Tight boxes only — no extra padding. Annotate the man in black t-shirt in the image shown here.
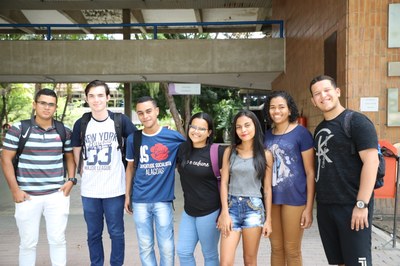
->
[309,75,379,266]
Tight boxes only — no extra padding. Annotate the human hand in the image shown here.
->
[59,181,74,196]
[124,196,133,215]
[351,207,369,231]
[12,189,30,203]
[300,208,313,229]
[217,212,232,238]
[262,220,272,238]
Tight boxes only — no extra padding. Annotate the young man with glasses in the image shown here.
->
[124,96,185,266]
[71,80,136,266]
[1,88,76,266]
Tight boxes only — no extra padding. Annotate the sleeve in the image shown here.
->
[70,118,82,147]
[351,113,378,151]
[125,133,134,161]
[122,114,138,137]
[1,122,22,151]
[178,132,186,142]
[298,126,314,152]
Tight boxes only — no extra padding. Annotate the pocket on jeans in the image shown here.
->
[247,197,263,211]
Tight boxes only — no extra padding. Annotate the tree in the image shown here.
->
[128,81,242,141]
[0,83,34,127]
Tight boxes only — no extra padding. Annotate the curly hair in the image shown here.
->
[264,91,299,125]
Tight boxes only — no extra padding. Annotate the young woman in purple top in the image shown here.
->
[264,91,315,266]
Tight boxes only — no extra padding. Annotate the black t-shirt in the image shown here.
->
[313,109,378,205]
[177,143,225,217]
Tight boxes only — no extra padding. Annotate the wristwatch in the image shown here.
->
[356,200,368,209]
[67,177,77,185]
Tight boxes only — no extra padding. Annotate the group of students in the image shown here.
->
[1,74,379,266]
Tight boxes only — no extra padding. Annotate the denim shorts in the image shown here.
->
[228,195,265,231]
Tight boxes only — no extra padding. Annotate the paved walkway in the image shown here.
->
[0,171,399,265]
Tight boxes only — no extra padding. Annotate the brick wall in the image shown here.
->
[272,0,400,215]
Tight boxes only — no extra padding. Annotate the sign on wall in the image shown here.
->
[389,4,400,48]
[387,88,400,126]
[168,83,201,95]
[360,97,379,112]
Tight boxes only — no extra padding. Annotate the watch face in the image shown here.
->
[356,201,365,208]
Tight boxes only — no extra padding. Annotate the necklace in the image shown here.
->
[271,122,290,151]
[273,122,290,136]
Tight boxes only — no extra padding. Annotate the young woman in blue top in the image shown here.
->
[176,112,225,266]
[264,91,315,266]
[217,109,273,266]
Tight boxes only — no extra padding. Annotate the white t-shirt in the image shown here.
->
[80,117,125,198]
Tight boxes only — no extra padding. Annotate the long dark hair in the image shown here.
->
[179,112,214,169]
[230,110,266,180]
[264,90,299,125]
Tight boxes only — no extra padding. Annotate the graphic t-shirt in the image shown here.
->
[313,110,378,204]
[126,127,185,203]
[264,125,313,206]
[71,112,136,198]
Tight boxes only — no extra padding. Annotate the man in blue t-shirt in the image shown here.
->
[125,96,185,266]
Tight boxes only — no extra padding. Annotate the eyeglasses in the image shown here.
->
[36,101,56,108]
[189,125,208,132]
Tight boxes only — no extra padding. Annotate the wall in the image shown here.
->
[272,0,400,215]
[271,0,347,133]
[347,0,400,144]
[272,0,400,143]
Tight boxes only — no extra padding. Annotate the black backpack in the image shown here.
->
[13,119,67,175]
[78,112,126,173]
[342,110,385,189]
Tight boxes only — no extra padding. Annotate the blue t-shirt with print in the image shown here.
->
[126,127,185,203]
[264,125,313,206]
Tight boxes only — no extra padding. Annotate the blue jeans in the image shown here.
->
[177,209,220,266]
[82,195,125,266]
[133,202,174,266]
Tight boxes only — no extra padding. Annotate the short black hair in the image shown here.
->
[84,80,110,96]
[35,88,57,103]
[309,75,337,95]
[136,96,158,107]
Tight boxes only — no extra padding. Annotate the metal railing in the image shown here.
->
[0,20,284,40]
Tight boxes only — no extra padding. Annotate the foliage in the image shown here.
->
[127,81,242,141]
[0,84,34,124]
[214,98,243,134]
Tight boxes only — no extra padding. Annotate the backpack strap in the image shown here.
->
[114,112,123,151]
[77,112,92,174]
[15,119,32,161]
[342,110,356,154]
[54,120,67,152]
[210,143,221,178]
[342,110,354,138]
[133,130,142,169]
